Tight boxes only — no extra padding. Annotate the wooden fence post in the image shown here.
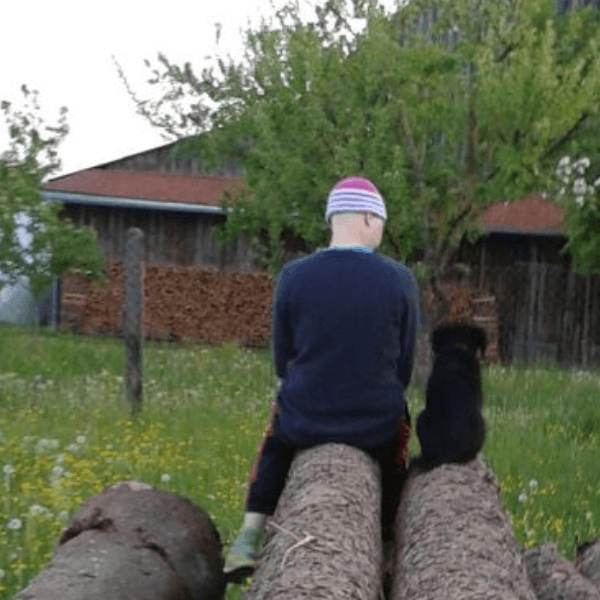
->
[123,228,144,415]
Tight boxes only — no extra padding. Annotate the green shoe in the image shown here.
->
[223,527,264,583]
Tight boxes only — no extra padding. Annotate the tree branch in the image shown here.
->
[541,111,590,161]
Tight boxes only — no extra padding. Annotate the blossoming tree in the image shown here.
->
[120,0,600,277]
[555,155,600,274]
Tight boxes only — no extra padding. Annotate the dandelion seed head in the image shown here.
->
[30,504,43,515]
[528,479,538,491]
[518,493,527,503]
[3,464,15,476]
[161,473,172,483]
[76,435,87,445]
[7,517,22,530]
[35,438,59,454]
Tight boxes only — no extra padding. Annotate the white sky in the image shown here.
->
[0,0,398,178]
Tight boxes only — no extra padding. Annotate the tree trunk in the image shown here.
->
[243,443,383,600]
[392,458,536,600]
[576,539,600,593]
[523,543,600,600]
[14,481,226,600]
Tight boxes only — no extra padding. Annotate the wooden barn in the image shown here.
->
[460,195,600,367]
[41,142,259,272]
[39,142,600,367]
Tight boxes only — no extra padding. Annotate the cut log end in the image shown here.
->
[13,481,226,600]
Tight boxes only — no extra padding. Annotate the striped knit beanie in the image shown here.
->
[325,176,387,224]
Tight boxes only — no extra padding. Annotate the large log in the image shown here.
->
[14,481,226,600]
[243,443,383,600]
[523,543,600,600]
[392,458,537,600]
[576,539,600,593]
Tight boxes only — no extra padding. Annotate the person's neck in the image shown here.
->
[330,233,367,248]
[330,242,365,248]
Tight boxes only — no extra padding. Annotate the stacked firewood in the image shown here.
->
[60,261,273,346]
[420,283,500,362]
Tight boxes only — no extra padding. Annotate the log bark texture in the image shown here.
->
[243,443,383,600]
[523,543,600,600]
[13,481,225,600]
[576,539,600,593]
[392,457,537,600]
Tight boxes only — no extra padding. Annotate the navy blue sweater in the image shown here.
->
[272,246,420,449]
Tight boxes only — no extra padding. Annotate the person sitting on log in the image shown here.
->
[224,176,420,581]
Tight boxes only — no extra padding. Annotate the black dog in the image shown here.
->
[413,323,486,470]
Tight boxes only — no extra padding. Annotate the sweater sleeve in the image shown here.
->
[397,267,420,389]
[271,267,295,381]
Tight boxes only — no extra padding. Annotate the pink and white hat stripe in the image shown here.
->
[325,176,387,223]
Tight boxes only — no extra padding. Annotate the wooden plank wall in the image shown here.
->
[448,263,600,367]
[60,204,259,272]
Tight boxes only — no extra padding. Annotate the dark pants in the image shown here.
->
[246,404,409,542]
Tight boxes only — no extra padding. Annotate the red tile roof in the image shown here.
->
[479,193,564,235]
[45,170,564,235]
[43,169,245,206]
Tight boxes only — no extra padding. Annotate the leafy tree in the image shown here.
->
[554,155,600,274]
[121,0,600,277]
[0,85,106,298]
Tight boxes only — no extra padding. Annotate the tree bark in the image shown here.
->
[14,481,225,600]
[392,458,537,600]
[576,539,600,593]
[523,543,600,600]
[243,443,383,600]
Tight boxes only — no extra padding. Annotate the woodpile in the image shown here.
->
[243,444,383,600]
[13,481,226,600]
[60,261,273,346]
[13,459,600,599]
[421,283,499,362]
[242,451,600,600]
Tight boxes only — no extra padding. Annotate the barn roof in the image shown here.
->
[42,168,244,213]
[479,193,564,236]
[43,164,565,235]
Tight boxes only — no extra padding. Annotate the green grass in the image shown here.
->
[1,323,599,598]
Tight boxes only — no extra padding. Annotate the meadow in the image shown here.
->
[0,323,599,599]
